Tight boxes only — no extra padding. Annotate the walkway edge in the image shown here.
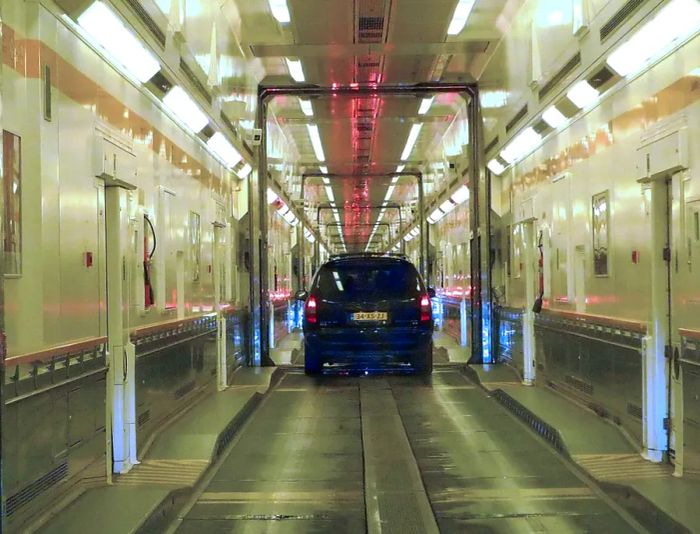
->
[462,366,690,534]
[135,367,284,534]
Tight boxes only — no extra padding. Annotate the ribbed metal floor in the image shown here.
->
[173,366,640,533]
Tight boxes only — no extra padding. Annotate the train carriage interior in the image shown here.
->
[1,0,700,532]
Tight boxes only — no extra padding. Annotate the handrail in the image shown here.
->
[130,313,217,340]
[5,336,107,366]
[679,328,700,341]
[541,308,647,334]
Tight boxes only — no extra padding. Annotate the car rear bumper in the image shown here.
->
[304,326,432,366]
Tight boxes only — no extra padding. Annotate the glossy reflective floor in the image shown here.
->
[172,362,640,533]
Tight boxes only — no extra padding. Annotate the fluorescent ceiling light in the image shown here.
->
[207,132,243,168]
[268,0,291,23]
[325,185,335,203]
[566,80,599,109]
[237,163,252,179]
[162,86,209,133]
[410,227,420,237]
[480,90,509,109]
[77,1,160,83]
[322,177,330,185]
[429,208,445,224]
[285,58,305,82]
[440,199,456,214]
[320,165,328,174]
[306,124,325,162]
[447,0,476,35]
[403,234,414,242]
[608,0,700,77]
[277,203,290,216]
[487,159,506,176]
[384,185,396,202]
[418,97,434,115]
[299,98,313,116]
[396,165,405,173]
[499,127,542,164]
[266,188,279,204]
[282,210,298,226]
[542,105,568,129]
[450,185,470,205]
[401,123,423,161]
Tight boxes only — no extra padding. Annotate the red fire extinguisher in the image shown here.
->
[144,214,156,307]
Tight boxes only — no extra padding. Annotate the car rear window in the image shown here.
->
[315,261,423,300]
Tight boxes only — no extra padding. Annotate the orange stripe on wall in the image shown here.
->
[2,23,230,196]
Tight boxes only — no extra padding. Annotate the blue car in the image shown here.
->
[297,254,434,375]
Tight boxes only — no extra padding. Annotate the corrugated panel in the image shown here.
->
[538,53,581,101]
[123,0,166,47]
[600,0,645,41]
[505,105,528,133]
[7,462,68,516]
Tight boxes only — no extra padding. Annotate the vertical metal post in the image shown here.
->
[256,89,274,366]
[467,86,491,363]
[0,2,6,521]
[522,221,536,384]
[417,174,426,279]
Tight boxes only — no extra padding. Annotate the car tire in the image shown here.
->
[304,353,323,375]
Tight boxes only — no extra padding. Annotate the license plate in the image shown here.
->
[352,311,388,322]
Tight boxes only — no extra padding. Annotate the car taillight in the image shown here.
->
[420,294,431,323]
[305,295,318,324]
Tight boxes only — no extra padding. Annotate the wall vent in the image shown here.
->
[485,136,499,154]
[124,0,166,47]
[7,462,68,516]
[174,379,196,400]
[179,59,212,105]
[538,53,581,101]
[505,105,528,133]
[600,0,645,42]
[137,409,151,427]
[627,402,643,419]
[358,16,384,31]
[564,374,594,395]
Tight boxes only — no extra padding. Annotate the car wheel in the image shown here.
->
[304,353,323,375]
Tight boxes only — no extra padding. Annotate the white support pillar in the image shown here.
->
[217,315,227,391]
[460,297,468,347]
[522,221,536,385]
[644,179,670,463]
[269,305,276,349]
[105,186,136,474]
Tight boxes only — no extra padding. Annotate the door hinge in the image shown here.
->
[663,247,672,262]
[665,345,673,359]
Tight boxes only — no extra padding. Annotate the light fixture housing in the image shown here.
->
[487,159,506,176]
[607,0,700,77]
[268,0,291,23]
[267,188,279,204]
[77,1,160,83]
[162,86,209,133]
[237,163,252,178]
[418,97,434,115]
[499,127,542,164]
[325,185,335,203]
[319,165,329,174]
[542,105,568,129]
[566,80,599,109]
[447,0,477,35]
[395,164,405,173]
[285,58,305,82]
[401,124,423,161]
[207,132,243,168]
[450,185,470,205]
[299,98,313,116]
[307,124,326,162]
[440,199,457,214]
[384,185,396,202]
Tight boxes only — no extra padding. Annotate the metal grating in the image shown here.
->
[564,374,594,395]
[600,0,645,41]
[137,409,151,427]
[7,462,68,516]
[538,53,581,101]
[358,16,384,31]
[179,59,212,105]
[174,379,196,400]
[627,402,643,419]
[358,60,381,68]
[124,0,166,47]
[505,105,528,133]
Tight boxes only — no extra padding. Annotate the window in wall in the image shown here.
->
[592,190,610,276]
[189,211,201,281]
[3,131,22,276]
